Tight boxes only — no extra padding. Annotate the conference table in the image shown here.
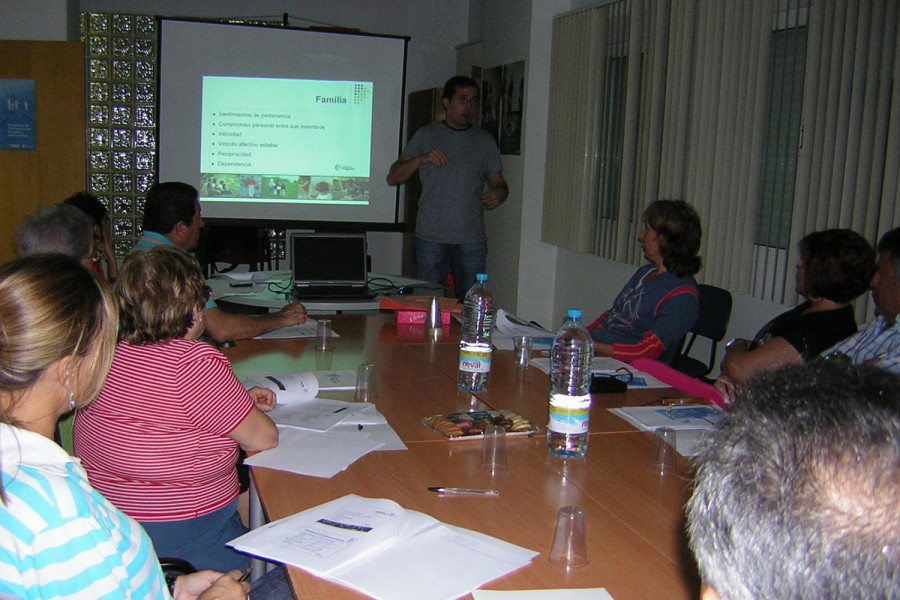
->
[222,313,702,599]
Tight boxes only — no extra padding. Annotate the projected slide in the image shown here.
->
[200,76,372,205]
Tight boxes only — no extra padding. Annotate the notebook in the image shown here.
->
[291,232,376,299]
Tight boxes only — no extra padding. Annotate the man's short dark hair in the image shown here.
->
[142,182,198,235]
[442,75,479,101]
[687,361,900,600]
[877,226,900,278]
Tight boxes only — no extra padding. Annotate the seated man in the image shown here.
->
[138,181,307,342]
[687,361,900,599]
[822,226,900,374]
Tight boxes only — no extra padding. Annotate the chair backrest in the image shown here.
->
[693,284,733,342]
[672,284,733,378]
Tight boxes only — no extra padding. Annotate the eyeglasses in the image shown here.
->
[453,96,480,107]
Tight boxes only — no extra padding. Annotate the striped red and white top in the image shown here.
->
[74,339,254,522]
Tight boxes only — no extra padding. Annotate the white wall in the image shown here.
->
[473,0,529,317]
[77,0,468,95]
[0,0,75,40]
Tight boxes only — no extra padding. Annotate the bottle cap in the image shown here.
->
[476,273,488,282]
[567,308,582,319]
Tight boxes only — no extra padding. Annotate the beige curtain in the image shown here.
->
[543,0,900,312]
[791,0,900,319]
[543,0,772,287]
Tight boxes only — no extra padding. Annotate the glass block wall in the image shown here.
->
[80,12,286,261]
[81,12,157,258]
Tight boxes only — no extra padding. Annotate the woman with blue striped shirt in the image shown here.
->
[0,254,248,600]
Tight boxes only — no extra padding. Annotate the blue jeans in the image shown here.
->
[140,499,248,573]
[415,239,488,303]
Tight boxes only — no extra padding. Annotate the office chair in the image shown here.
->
[670,284,733,380]
[159,557,196,592]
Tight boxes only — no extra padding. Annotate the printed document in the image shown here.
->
[243,370,356,402]
[265,398,369,432]
[229,494,538,600]
[492,309,554,350]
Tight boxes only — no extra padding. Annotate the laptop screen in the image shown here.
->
[291,232,368,286]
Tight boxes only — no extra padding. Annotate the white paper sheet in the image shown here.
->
[243,371,320,400]
[267,398,370,432]
[607,405,724,432]
[671,427,711,457]
[253,317,341,340]
[473,590,615,600]
[492,309,555,351]
[243,370,357,401]
[229,494,538,600]
[243,427,384,478]
[330,405,407,451]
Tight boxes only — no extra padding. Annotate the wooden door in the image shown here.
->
[0,41,84,262]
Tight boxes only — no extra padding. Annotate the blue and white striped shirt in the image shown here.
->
[822,316,900,375]
[0,424,169,600]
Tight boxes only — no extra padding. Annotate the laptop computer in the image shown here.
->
[291,232,376,300]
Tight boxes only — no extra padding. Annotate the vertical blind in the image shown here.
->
[543,0,900,317]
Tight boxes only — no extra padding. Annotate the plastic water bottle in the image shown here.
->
[457,273,494,392]
[547,308,593,458]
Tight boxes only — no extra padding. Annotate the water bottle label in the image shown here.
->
[458,347,492,373]
[548,394,591,434]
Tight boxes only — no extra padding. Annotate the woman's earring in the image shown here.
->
[68,392,76,411]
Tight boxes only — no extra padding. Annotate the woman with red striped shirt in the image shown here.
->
[74,246,278,573]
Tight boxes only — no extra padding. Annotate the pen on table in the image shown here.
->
[238,567,252,582]
[427,487,499,496]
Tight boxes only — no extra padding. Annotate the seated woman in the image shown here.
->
[74,246,278,573]
[588,199,702,363]
[715,229,875,404]
[0,254,248,599]
[64,191,119,282]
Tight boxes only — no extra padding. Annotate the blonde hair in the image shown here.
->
[0,254,118,499]
[116,246,206,344]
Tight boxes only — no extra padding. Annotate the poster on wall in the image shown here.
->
[500,61,524,155]
[477,62,524,156]
[0,79,36,151]
[480,66,502,147]
[469,66,482,128]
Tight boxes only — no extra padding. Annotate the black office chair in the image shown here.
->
[670,284,733,380]
[159,557,196,592]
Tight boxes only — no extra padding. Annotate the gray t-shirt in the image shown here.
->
[401,121,503,243]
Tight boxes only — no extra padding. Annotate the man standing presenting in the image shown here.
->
[387,76,509,303]
[823,226,900,373]
[136,181,307,342]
